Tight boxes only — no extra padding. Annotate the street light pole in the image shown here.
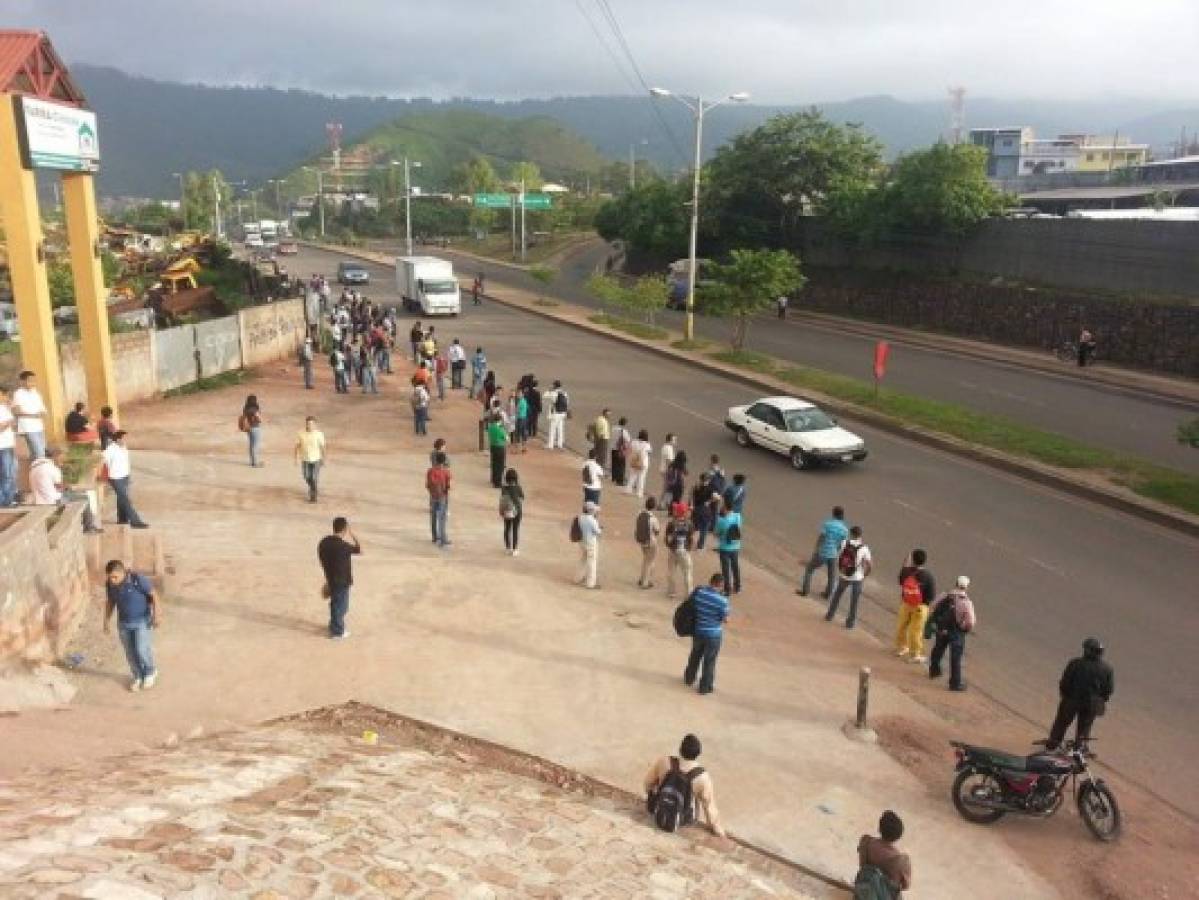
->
[404,157,413,256]
[520,178,527,263]
[212,174,222,239]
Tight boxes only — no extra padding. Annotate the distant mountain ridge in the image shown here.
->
[69,65,1199,199]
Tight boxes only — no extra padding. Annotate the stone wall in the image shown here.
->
[0,505,90,668]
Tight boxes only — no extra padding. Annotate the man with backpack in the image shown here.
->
[825,525,871,629]
[895,549,936,664]
[684,574,729,694]
[927,576,976,692]
[544,380,569,450]
[643,734,726,838]
[713,499,743,596]
[855,810,911,898]
[635,497,661,589]
[571,501,602,589]
[798,506,848,599]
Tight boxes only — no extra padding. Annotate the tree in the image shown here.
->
[874,143,1007,235]
[450,156,502,195]
[703,110,884,249]
[182,169,233,234]
[594,179,689,262]
[509,161,543,191]
[1179,417,1199,449]
[702,249,805,350]
[586,274,669,325]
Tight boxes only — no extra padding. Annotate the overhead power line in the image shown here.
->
[573,0,641,96]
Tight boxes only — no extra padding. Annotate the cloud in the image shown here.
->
[6,0,1198,102]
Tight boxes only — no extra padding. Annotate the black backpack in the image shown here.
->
[673,593,697,637]
[932,594,959,632]
[724,521,741,542]
[554,390,569,414]
[650,757,702,832]
[569,516,583,543]
[634,511,653,544]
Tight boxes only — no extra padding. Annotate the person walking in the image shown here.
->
[643,734,726,838]
[103,560,161,692]
[658,433,676,503]
[102,430,148,528]
[449,338,466,389]
[11,370,48,461]
[299,337,315,389]
[713,499,743,595]
[927,576,976,691]
[434,349,448,401]
[611,416,631,487]
[544,380,569,450]
[798,506,849,598]
[855,811,912,897]
[317,517,361,639]
[294,416,327,502]
[664,450,688,507]
[500,468,525,556]
[1078,327,1097,368]
[895,549,936,663]
[776,294,789,320]
[635,497,661,589]
[409,321,424,362]
[573,500,602,589]
[1046,638,1114,750]
[331,344,349,394]
[469,346,487,399]
[411,381,430,435]
[825,525,871,628]
[582,448,604,505]
[684,574,729,695]
[524,377,542,439]
[514,387,530,453]
[426,451,452,548]
[626,429,652,497]
[588,408,611,471]
[486,412,509,488]
[471,278,481,306]
[722,473,748,515]
[664,502,695,599]
[360,346,379,394]
[0,385,16,507]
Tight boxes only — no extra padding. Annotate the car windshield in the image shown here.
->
[424,280,458,294]
[342,266,365,274]
[785,409,837,432]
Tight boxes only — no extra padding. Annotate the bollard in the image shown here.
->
[855,667,871,729]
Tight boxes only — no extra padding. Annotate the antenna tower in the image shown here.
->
[948,86,966,145]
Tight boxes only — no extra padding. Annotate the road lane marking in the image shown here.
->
[657,398,723,426]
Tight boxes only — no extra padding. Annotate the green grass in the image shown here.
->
[588,314,668,341]
[61,442,97,485]
[162,368,252,398]
[708,349,1199,515]
[670,338,710,351]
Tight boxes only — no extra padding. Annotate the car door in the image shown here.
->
[745,403,782,452]
[761,405,788,453]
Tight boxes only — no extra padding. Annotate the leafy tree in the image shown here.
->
[509,161,543,191]
[450,156,502,195]
[1179,417,1199,449]
[594,180,689,261]
[874,143,1006,235]
[703,110,884,249]
[701,249,805,350]
[47,262,75,308]
[587,274,670,325]
[182,169,234,234]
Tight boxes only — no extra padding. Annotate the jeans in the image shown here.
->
[411,341,421,362]
[414,407,428,435]
[302,360,314,389]
[109,476,146,526]
[436,375,446,401]
[248,426,262,466]
[117,619,156,681]
[515,418,528,445]
[684,634,722,692]
[451,362,464,388]
[430,497,449,545]
[694,519,712,550]
[328,584,350,637]
[489,445,507,487]
[23,431,46,461]
[826,578,863,627]
[503,512,521,550]
[929,630,966,688]
[470,372,482,399]
[301,460,322,500]
[800,553,837,598]
[0,447,15,506]
[362,367,378,394]
[377,348,392,373]
[334,369,349,393]
[719,550,741,594]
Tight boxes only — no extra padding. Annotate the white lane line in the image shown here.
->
[657,397,723,426]
[891,497,954,529]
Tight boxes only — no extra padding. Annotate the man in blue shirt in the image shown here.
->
[469,347,487,399]
[103,559,160,692]
[713,501,743,595]
[798,505,848,599]
[684,574,730,695]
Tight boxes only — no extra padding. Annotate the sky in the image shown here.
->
[6,0,1199,104]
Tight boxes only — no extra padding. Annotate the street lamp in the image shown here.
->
[394,158,422,256]
[649,87,749,341]
[302,166,325,238]
[172,172,187,230]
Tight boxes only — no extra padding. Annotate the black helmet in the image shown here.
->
[1082,637,1104,657]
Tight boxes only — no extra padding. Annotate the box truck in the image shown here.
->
[396,256,461,316]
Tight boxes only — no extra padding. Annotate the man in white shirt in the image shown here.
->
[543,380,568,450]
[0,385,16,507]
[11,370,47,461]
[582,448,604,506]
[825,525,872,630]
[102,430,149,528]
[658,434,676,504]
[574,501,602,589]
[29,447,101,532]
[448,338,467,389]
[625,429,653,498]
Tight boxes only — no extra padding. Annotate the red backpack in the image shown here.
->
[837,542,859,577]
[901,573,923,607]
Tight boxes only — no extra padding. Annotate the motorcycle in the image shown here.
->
[949,739,1121,841]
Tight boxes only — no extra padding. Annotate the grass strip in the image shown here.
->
[163,368,252,398]
[710,350,1199,516]
[588,314,668,341]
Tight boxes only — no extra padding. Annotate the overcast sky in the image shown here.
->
[7,0,1198,103]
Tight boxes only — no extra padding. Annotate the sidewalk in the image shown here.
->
[1,352,1178,898]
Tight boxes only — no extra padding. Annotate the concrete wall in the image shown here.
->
[153,324,199,393]
[195,316,242,377]
[238,299,305,368]
[0,505,89,668]
[59,330,157,407]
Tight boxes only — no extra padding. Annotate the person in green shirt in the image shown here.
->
[486,413,508,488]
[515,388,530,454]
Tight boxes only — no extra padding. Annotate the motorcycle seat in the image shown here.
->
[1024,753,1073,775]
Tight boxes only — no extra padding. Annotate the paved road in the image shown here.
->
[302,245,1199,817]
[367,239,1198,472]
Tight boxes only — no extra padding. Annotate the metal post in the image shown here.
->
[684,100,704,342]
[520,178,527,263]
[510,192,516,259]
[855,667,871,728]
[317,169,325,238]
[213,176,222,238]
[404,158,413,257]
[629,143,635,190]
[174,173,187,230]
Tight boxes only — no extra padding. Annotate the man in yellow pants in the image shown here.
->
[895,549,936,663]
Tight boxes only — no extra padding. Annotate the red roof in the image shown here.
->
[0,30,87,106]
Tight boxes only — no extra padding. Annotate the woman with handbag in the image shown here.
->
[500,468,525,556]
[239,395,263,467]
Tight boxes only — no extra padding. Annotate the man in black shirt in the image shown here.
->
[1046,638,1114,750]
[317,517,362,639]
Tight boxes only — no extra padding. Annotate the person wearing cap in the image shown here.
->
[299,337,315,389]
[101,430,149,529]
[664,501,695,598]
[927,576,976,691]
[1046,638,1114,750]
[574,500,602,589]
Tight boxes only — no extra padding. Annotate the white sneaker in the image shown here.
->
[128,678,142,692]
[141,672,158,690]
[910,655,927,664]
[512,549,520,557]
[895,649,909,658]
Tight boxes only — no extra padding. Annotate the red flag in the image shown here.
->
[873,341,890,381]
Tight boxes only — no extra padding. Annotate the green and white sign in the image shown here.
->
[16,96,101,173]
[473,192,552,210]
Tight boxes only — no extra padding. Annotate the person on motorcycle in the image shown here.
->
[1046,638,1114,751]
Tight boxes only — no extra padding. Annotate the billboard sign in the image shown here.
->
[15,96,100,172]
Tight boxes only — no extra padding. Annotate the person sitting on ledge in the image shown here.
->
[65,402,99,444]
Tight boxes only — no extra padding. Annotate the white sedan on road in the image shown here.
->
[725,396,868,469]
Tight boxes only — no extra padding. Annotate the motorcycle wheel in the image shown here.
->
[1078,782,1122,842]
[952,769,1007,824]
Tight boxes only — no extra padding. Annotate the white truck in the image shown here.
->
[396,256,461,316]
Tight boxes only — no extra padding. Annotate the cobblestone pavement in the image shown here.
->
[0,704,822,898]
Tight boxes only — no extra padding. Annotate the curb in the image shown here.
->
[302,241,1199,540]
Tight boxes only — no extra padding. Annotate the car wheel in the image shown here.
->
[735,427,752,448]
[790,447,809,470]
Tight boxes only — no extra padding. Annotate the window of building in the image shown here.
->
[1086,153,1095,162]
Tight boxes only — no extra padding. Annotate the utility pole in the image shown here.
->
[520,178,527,263]
[212,175,222,238]
[173,172,187,230]
[317,169,325,237]
[510,191,516,259]
[404,157,414,257]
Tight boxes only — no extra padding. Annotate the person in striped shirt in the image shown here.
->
[684,574,729,695]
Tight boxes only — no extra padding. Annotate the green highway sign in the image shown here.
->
[473,192,553,210]
[523,193,552,210]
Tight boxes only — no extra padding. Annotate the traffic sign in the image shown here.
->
[473,192,553,210]
[522,193,552,210]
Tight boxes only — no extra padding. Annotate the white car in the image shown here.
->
[725,396,868,470]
